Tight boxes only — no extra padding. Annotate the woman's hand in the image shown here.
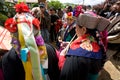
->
[60,41,70,49]
[60,41,70,56]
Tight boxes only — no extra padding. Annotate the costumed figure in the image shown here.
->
[3,2,48,80]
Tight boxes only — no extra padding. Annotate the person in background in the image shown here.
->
[58,6,83,50]
[57,12,76,53]
[62,6,73,24]
[39,3,51,43]
[85,5,97,16]
[62,12,76,42]
[49,7,59,42]
[57,8,64,19]
[59,13,110,80]
[106,4,117,19]
[31,7,41,18]
[66,6,73,13]
[106,0,120,61]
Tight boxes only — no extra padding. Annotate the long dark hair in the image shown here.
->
[45,43,60,80]
[86,28,99,43]
[86,28,107,66]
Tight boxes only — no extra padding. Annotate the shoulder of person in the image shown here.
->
[106,15,120,32]
[44,10,49,16]
[108,21,120,34]
[108,20,120,43]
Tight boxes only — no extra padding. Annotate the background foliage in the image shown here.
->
[48,0,64,9]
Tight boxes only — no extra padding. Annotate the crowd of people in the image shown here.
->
[0,0,120,80]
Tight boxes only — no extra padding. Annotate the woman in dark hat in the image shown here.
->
[59,14,110,80]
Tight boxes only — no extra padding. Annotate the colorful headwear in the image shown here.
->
[14,2,30,13]
[74,5,83,17]
[76,14,110,31]
[66,12,74,19]
[5,2,40,33]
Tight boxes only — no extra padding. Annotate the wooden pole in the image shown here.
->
[83,0,84,5]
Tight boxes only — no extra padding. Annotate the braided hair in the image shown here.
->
[86,28,107,67]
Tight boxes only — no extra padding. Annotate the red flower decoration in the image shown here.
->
[75,5,83,17]
[4,18,17,33]
[32,18,40,30]
[67,12,72,16]
[67,12,73,19]
[14,2,29,13]
[91,42,100,52]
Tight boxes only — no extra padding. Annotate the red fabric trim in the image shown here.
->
[4,18,17,33]
[58,55,66,70]
[32,18,40,30]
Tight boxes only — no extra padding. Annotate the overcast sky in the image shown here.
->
[48,0,106,5]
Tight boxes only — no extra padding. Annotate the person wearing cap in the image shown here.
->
[39,2,51,43]
[106,0,120,61]
[59,13,110,80]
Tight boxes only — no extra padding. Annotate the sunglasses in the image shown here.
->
[40,6,44,8]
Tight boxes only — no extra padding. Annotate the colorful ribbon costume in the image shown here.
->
[5,2,47,80]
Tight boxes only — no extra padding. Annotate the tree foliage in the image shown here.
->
[0,13,8,26]
[48,0,63,10]
[0,1,15,26]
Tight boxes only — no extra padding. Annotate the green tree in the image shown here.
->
[0,1,15,26]
[48,0,63,10]
[0,13,8,26]
[0,0,8,26]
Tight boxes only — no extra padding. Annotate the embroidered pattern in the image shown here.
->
[80,40,93,51]
[70,34,100,52]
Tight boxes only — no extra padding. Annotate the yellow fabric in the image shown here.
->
[17,17,47,80]
[18,24,25,48]
[18,24,33,80]
[20,23,43,80]
[38,46,47,59]
[38,46,47,64]
[22,55,33,80]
